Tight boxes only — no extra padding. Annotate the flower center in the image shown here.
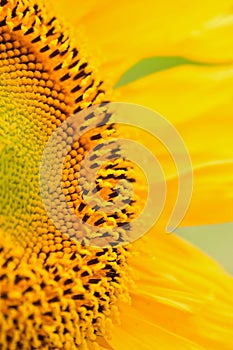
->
[0,1,135,348]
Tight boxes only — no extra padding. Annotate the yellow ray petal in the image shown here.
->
[124,231,233,350]
[156,161,233,228]
[51,0,233,85]
[176,12,233,62]
[131,231,233,301]
[109,306,205,350]
[114,65,233,227]
[175,102,233,164]
[114,64,233,124]
[180,161,233,226]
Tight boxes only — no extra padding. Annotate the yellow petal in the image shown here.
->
[175,101,233,164]
[114,65,233,124]
[158,161,233,227]
[114,65,233,226]
[51,0,233,85]
[109,308,205,350]
[176,12,233,62]
[121,231,233,350]
[181,161,233,226]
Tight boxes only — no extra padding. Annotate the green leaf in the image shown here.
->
[114,56,219,88]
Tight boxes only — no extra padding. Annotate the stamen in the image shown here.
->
[0,0,135,349]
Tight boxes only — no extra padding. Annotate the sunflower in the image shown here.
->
[0,0,233,350]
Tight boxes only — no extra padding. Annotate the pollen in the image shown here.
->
[0,0,139,349]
